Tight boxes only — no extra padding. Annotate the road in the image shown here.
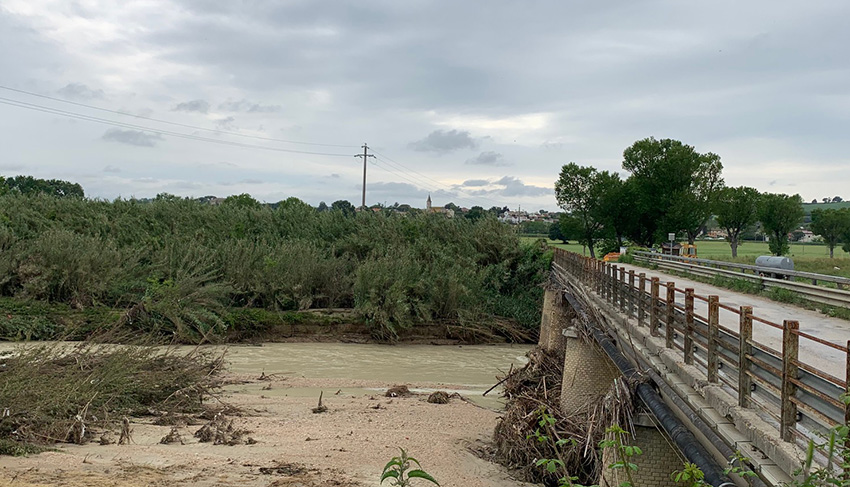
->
[615,262,849,381]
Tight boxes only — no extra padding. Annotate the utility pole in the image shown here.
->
[354,143,375,210]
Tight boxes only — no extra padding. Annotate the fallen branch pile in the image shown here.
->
[0,342,225,454]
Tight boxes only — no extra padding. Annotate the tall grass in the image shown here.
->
[0,193,551,342]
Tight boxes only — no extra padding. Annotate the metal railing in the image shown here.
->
[633,251,850,309]
[553,249,850,451]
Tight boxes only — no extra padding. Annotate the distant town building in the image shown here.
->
[425,195,454,217]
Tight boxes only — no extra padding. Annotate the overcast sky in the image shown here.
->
[1,1,848,210]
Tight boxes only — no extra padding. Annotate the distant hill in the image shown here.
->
[802,201,850,215]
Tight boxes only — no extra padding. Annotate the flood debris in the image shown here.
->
[159,426,184,445]
[194,414,250,445]
[427,391,450,404]
[0,342,224,454]
[492,347,633,486]
[311,391,328,413]
[385,385,411,397]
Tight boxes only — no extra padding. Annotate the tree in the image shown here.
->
[317,201,329,212]
[548,221,567,243]
[810,208,850,258]
[465,206,487,221]
[758,193,804,256]
[811,199,818,204]
[554,163,620,258]
[621,137,724,246]
[2,175,84,198]
[223,193,261,209]
[833,196,844,203]
[331,200,356,217]
[714,186,760,257]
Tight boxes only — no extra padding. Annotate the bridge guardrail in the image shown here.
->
[632,251,850,309]
[553,248,850,455]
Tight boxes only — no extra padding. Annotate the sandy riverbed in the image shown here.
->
[0,372,534,487]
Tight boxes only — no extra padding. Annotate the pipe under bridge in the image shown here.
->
[542,249,850,487]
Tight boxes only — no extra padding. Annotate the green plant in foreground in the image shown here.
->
[381,448,439,486]
[528,407,583,487]
[599,424,642,487]
[792,393,850,487]
[724,450,757,480]
[671,462,707,487]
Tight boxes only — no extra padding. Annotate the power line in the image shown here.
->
[0,97,353,157]
[0,84,357,149]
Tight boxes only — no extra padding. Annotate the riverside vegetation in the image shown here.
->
[0,191,551,343]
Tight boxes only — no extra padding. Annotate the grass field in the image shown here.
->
[523,237,850,278]
[803,201,850,214]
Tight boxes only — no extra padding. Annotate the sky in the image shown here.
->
[1,1,848,211]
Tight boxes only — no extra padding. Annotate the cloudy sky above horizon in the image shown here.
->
[1,1,848,210]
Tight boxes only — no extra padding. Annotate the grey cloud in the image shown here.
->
[366,181,428,197]
[102,129,163,147]
[219,99,282,113]
[409,130,479,154]
[103,165,121,173]
[132,177,159,183]
[461,179,489,187]
[467,176,552,198]
[465,151,510,166]
[240,178,263,184]
[0,163,25,171]
[172,99,210,113]
[57,83,104,100]
[214,116,236,130]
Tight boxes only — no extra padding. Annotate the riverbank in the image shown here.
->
[0,299,533,345]
[0,343,533,486]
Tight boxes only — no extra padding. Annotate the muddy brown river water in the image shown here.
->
[224,342,531,409]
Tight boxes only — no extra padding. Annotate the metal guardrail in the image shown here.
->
[633,252,850,309]
[553,249,850,454]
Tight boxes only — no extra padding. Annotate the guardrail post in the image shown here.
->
[650,277,660,337]
[684,288,695,365]
[781,320,799,442]
[666,282,675,349]
[611,265,618,306]
[738,306,753,408]
[597,260,603,295]
[707,295,719,382]
[628,270,636,317]
[619,267,627,313]
[845,339,849,477]
[638,273,646,327]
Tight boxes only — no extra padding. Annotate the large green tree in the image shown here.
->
[758,193,804,256]
[714,186,760,257]
[2,175,84,198]
[810,208,850,258]
[554,163,620,258]
[621,137,724,246]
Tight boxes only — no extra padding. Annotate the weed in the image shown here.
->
[381,448,439,486]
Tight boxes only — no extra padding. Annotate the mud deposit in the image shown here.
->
[0,343,534,487]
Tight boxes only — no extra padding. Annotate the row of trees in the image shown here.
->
[554,137,807,258]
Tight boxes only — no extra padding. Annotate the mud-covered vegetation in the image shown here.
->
[0,342,224,454]
[0,192,551,342]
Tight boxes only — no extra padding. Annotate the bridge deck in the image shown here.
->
[615,262,848,379]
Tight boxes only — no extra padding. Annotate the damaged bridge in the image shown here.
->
[538,249,850,487]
